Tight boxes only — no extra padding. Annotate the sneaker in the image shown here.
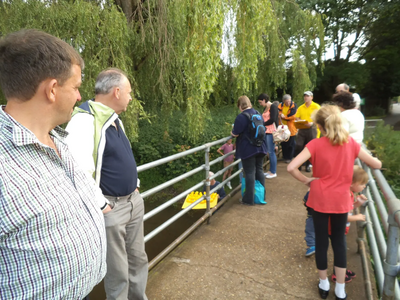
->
[266,173,277,179]
[331,273,352,283]
[285,160,291,164]
[346,269,356,278]
[227,182,232,189]
[305,246,315,257]
[306,165,312,172]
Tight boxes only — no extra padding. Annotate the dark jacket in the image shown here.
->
[263,104,279,128]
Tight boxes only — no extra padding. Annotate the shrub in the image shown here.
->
[364,122,400,197]
[132,105,239,191]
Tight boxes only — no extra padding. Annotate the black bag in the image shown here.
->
[242,111,266,147]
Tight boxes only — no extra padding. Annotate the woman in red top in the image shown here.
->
[287,105,381,300]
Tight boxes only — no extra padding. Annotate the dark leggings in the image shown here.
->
[311,208,348,270]
[241,153,265,205]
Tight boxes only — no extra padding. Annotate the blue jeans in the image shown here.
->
[305,211,315,247]
[265,134,277,174]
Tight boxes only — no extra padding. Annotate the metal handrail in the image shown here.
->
[357,157,400,299]
[139,135,244,265]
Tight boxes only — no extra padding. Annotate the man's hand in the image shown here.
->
[281,114,285,119]
[102,204,113,214]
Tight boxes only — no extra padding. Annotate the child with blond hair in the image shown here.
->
[288,105,381,300]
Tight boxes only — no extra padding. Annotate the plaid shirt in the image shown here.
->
[0,108,107,299]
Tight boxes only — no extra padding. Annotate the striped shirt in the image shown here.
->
[0,108,107,299]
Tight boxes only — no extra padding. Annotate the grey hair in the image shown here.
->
[209,171,214,177]
[337,83,350,91]
[282,94,291,101]
[95,68,128,95]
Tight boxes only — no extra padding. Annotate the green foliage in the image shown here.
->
[232,0,324,101]
[121,0,324,140]
[312,60,369,104]
[298,0,378,63]
[364,122,400,197]
[0,0,142,138]
[362,1,400,112]
[132,106,237,190]
[0,0,324,142]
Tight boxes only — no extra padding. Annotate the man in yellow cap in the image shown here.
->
[294,91,320,172]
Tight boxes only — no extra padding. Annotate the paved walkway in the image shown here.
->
[146,162,378,299]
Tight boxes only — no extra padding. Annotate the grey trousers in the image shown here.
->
[104,191,148,300]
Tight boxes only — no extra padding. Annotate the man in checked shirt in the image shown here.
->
[0,29,110,299]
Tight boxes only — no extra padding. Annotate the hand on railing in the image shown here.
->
[353,214,366,222]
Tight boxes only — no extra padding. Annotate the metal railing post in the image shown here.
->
[205,145,211,224]
[382,213,400,300]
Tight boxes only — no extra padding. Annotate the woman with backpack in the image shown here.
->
[231,96,268,205]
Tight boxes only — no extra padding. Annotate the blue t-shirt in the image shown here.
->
[100,119,138,196]
[232,108,268,159]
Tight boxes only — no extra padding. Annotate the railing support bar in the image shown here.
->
[148,183,241,270]
[382,213,400,300]
[205,146,211,225]
[365,207,384,295]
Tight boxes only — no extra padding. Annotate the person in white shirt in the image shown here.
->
[333,91,365,144]
[336,83,361,110]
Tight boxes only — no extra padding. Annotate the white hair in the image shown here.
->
[95,68,127,95]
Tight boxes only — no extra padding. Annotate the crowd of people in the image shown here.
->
[230,85,380,299]
[0,29,381,300]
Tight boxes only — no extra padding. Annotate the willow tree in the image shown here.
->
[0,0,324,142]
[0,0,144,141]
[120,0,324,140]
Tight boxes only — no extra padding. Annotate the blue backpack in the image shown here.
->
[242,111,266,147]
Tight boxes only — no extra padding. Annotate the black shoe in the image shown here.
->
[306,165,312,172]
[335,294,347,300]
[239,199,254,206]
[318,284,329,299]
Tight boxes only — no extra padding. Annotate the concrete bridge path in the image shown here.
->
[146,162,378,299]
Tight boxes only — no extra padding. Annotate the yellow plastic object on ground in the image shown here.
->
[182,191,219,209]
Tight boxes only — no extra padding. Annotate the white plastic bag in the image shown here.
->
[273,124,290,143]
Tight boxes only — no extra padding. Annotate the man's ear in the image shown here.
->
[114,87,120,99]
[44,79,58,103]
